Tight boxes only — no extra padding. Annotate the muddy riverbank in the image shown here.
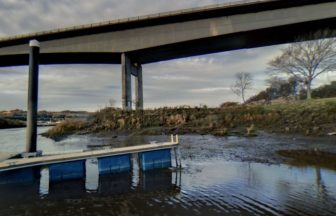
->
[73,131,336,169]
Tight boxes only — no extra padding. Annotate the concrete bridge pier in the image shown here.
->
[26,40,40,153]
[121,53,132,110]
[134,64,143,110]
[121,53,143,110]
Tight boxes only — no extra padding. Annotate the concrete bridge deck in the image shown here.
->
[0,0,336,66]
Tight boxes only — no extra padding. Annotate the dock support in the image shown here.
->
[121,53,132,110]
[98,154,131,174]
[49,160,85,182]
[139,149,172,171]
[26,40,40,153]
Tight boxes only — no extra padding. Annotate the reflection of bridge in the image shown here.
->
[1,0,336,151]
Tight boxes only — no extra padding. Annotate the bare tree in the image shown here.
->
[231,72,253,103]
[268,30,336,99]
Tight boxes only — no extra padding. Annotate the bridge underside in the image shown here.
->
[1,17,336,67]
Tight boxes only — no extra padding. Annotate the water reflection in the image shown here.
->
[85,158,99,192]
[39,167,49,196]
[37,156,181,198]
[0,160,335,215]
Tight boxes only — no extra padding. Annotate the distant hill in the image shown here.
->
[0,117,25,129]
[0,109,92,122]
[0,109,92,129]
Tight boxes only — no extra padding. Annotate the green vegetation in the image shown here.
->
[247,79,336,103]
[0,118,25,129]
[246,76,300,103]
[312,81,336,99]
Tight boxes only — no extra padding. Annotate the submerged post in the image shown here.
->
[26,40,40,153]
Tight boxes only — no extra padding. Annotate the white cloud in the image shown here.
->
[188,87,231,93]
[150,75,195,81]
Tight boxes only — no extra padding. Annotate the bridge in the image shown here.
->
[1,0,336,152]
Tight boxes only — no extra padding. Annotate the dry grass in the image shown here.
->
[42,119,87,140]
[43,98,336,139]
[90,98,336,136]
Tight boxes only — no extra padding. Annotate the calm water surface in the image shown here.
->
[0,128,335,216]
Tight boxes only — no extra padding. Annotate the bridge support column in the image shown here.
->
[26,40,40,153]
[121,53,132,110]
[135,64,143,110]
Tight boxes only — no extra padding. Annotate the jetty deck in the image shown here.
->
[0,139,179,172]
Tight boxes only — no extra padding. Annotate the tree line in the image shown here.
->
[231,29,336,103]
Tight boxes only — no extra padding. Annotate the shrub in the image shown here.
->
[220,102,239,108]
[43,119,87,140]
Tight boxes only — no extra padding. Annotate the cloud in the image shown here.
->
[150,75,196,81]
[0,45,302,110]
[0,0,241,36]
[0,67,25,76]
[188,87,231,93]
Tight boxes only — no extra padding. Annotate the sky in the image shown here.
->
[0,0,335,111]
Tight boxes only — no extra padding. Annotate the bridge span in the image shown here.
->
[1,0,336,151]
[1,0,336,109]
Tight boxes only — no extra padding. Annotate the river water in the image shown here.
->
[0,128,335,216]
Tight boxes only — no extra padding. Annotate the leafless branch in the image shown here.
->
[267,29,336,99]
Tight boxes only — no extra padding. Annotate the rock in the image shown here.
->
[246,124,257,137]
